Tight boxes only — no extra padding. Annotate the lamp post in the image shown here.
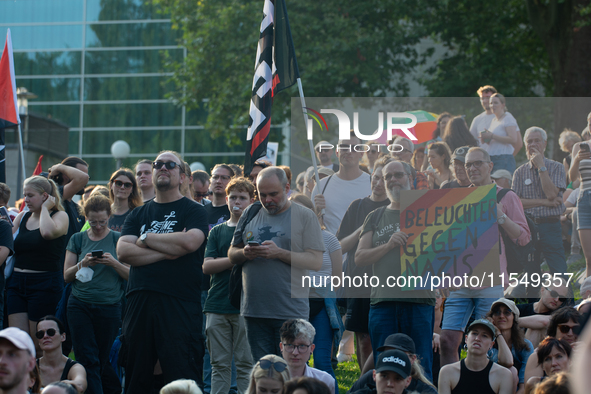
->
[111,140,130,169]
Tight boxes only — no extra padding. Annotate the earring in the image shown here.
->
[463,344,467,350]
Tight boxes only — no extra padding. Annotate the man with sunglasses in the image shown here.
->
[439,147,530,368]
[192,170,212,206]
[517,284,570,347]
[118,150,209,394]
[513,127,568,299]
[356,160,436,381]
[279,319,336,394]
[315,140,340,172]
[441,146,471,189]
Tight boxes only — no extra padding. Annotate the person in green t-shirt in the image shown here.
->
[356,160,436,382]
[203,177,256,394]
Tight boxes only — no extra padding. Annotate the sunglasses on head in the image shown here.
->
[153,161,180,170]
[114,180,133,189]
[545,287,567,303]
[35,328,58,339]
[259,359,287,372]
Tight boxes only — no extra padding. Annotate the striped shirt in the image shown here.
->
[579,158,591,192]
[513,158,566,217]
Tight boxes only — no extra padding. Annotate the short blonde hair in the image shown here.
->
[558,129,582,152]
[160,379,202,394]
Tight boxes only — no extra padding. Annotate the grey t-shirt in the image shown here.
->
[232,202,324,320]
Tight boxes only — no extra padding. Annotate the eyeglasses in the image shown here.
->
[153,161,180,171]
[194,192,211,198]
[35,329,58,339]
[211,175,231,181]
[282,343,312,353]
[89,220,108,227]
[557,324,579,334]
[114,180,133,189]
[544,287,567,303]
[384,172,408,181]
[492,309,513,317]
[259,359,288,372]
[337,144,352,150]
[464,160,490,169]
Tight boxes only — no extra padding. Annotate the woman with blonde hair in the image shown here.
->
[160,379,203,394]
[247,355,291,394]
[558,129,582,185]
[478,93,521,173]
[7,176,68,345]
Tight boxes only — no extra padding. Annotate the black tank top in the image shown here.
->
[451,359,496,394]
[14,211,67,272]
[37,357,79,382]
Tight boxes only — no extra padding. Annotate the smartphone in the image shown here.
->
[0,207,13,227]
[580,143,590,153]
[247,241,260,247]
[91,250,103,258]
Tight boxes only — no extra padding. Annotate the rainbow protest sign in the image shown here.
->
[399,184,501,290]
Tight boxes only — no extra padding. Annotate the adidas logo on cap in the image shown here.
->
[382,356,406,367]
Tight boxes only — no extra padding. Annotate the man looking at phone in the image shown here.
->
[513,127,567,298]
[228,167,324,361]
[118,150,209,393]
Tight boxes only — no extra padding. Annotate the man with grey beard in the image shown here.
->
[355,160,436,381]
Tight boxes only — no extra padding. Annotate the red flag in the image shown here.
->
[33,155,43,176]
[0,29,19,125]
[244,0,300,176]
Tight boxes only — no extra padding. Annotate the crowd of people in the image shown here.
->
[0,84,590,394]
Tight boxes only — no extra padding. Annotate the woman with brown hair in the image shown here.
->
[442,116,478,153]
[107,168,142,232]
[424,142,454,189]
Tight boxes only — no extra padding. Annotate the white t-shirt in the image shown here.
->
[567,188,580,205]
[481,112,520,156]
[469,111,495,143]
[304,365,336,394]
[311,172,372,235]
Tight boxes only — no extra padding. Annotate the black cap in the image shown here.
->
[377,333,416,353]
[375,350,411,379]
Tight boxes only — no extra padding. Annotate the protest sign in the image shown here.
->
[399,184,501,290]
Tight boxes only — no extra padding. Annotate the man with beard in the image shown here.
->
[0,327,36,394]
[355,160,436,380]
[228,167,324,362]
[118,150,209,393]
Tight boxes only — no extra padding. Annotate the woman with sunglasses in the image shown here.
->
[36,315,87,393]
[8,176,68,347]
[247,355,291,394]
[108,168,143,232]
[524,338,571,394]
[486,298,534,394]
[63,194,129,394]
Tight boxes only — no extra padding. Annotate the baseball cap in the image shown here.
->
[377,333,416,353]
[315,141,333,151]
[466,319,496,338]
[491,298,520,319]
[491,169,512,181]
[317,167,335,178]
[0,327,36,356]
[375,349,411,379]
[451,146,470,163]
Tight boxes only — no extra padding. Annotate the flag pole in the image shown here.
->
[17,122,26,179]
[296,78,322,192]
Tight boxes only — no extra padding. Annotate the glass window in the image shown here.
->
[14,51,82,76]
[16,78,81,101]
[84,48,182,74]
[83,103,181,128]
[81,129,181,155]
[69,131,80,155]
[0,0,83,24]
[27,104,80,128]
[185,108,209,126]
[86,22,178,48]
[9,25,83,50]
[82,157,142,183]
[84,76,173,101]
[86,0,165,22]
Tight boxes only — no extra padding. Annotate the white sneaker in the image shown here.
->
[337,353,352,363]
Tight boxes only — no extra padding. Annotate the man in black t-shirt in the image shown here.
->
[118,151,208,394]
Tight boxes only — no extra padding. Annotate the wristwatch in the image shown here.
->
[498,213,507,225]
[539,166,548,172]
[140,233,148,244]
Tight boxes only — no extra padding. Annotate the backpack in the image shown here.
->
[228,202,263,310]
[497,188,539,273]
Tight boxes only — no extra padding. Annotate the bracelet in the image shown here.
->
[495,333,503,340]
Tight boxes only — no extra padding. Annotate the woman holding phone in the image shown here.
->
[8,176,68,346]
[63,194,129,394]
[569,140,591,278]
